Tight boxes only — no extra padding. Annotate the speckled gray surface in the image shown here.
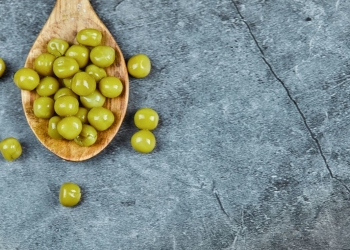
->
[1,0,350,249]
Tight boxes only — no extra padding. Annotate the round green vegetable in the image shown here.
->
[80,89,106,109]
[48,116,63,139]
[99,76,123,98]
[57,116,82,140]
[134,108,159,130]
[54,87,78,100]
[47,38,69,57]
[74,124,97,146]
[65,44,90,68]
[54,95,79,117]
[14,68,40,90]
[75,107,89,124]
[53,56,79,79]
[0,58,6,77]
[71,72,96,96]
[33,96,55,119]
[59,182,81,207]
[76,28,102,47]
[85,64,107,82]
[36,76,60,97]
[131,130,156,153]
[127,54,151,78]
[34,53,56,76]
[87,107,114,131]
[90,45,115,68]
[0,137,22,161]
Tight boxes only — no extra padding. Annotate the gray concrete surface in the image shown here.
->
[1,0,350,249]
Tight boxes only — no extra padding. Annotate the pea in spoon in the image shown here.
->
[21,0,129,161]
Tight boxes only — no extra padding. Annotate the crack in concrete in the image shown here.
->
[231,0,350,194]
[212,181,231,218]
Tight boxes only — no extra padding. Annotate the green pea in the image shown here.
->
[87,107,114,131]
[57,116,82,140]
[0,58,6,77]
[76,28,102,47]
[54,87,78,100]
[71,72,96,96]
[0,137,22,161]
[53,56,79,79]
[61,78,72,89]
[134,108,159,130]
[59,182,81,207]
[34,53,56,76]
[48,116,63,139]
[99,76,123,98]
[131,130,156,153]
[13,68,40,90]
[65,44,90,68]
[80,89,106,109]
[54,95,79,117]
[127,54,151,78]
[74,124,98,146]
[47,38,69,57]
[85,64,107,82]
[75,107,89,124]
[33,96,55,119]
[90,45,115,68]
[36,76,60,97]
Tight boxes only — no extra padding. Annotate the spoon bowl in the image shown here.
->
[21,0,129,161]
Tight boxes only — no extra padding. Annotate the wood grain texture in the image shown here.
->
[21,0,129,161]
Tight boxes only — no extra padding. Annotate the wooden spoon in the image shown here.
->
[21,0,129,161]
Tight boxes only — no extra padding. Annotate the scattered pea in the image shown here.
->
[59,182,81,207]
[131,130,156,153]
[127,54,151,78]
[0,58,6,77]
[0,137,22,161]
[134,108,159,130]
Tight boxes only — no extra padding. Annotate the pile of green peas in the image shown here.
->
[13,28,124,146]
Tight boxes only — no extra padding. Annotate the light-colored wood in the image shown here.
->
[21,0,129,161]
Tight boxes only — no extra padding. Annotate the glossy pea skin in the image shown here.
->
[74,124,97,147]
[53,56,80,79]
[47,38,69,57]
[48,116,63,139]
[85,64,106,82]
[76,28,102,47]
[80,89,106,109]
[0,137,22,161]
[54,87,78,100]
[13,68,40,90]
[134,108,159,130]
[99,76,123,98]
[90,45,115,68]
[65,45,90,68]
[54,95,79,117]
[71,72,96,96]
[0,58,6,77]
[61,78,72,89]
[87,107,114,131]
[57,116,82,140]
[36,76,60,97]
[59,182,81,207]
[33,96,55,119]
[75,107,89,124]
[131,130,156,153]
[127,54,151,78]
[34,53,56,76]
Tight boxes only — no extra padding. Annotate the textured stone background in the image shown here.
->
[1,0,350,249]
